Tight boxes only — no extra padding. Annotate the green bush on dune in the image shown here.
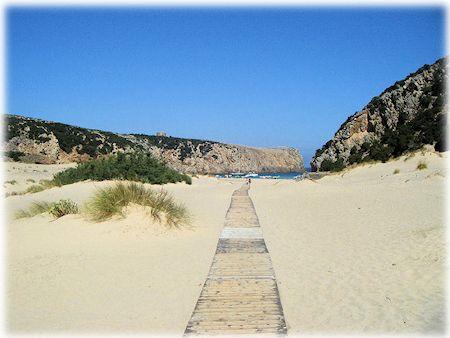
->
[49,199,79,218]
[319,158,345,172]
[52,152,192,186]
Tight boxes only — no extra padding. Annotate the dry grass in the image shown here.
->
[23,180,57,194]
[85,182,190,228]
[15,199,79,219]
[417,161,428,170]
[25,184,46,194]
[39,179,57,188]
[15,201,53,219]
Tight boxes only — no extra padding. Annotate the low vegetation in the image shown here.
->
[4,151,25,162]
[39,179,55,188]
[14,182,188,228]
[52,153,192,186]
[85,182,190,228]
[25,184,47,194]
[417,161,428,170]
[15,199,79,219]
[11,179,56,195]
[5,180,17,185]
[393,168,400,174]
[318,158,345,172]
[9,153,192,195]
[15,201,52,219]
[6,114,219,160]
[49,199,79,218]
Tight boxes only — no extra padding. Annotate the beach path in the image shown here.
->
[184,183,287,335]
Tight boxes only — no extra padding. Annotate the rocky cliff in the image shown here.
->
[311,57,447,171]
[3,114,304,174]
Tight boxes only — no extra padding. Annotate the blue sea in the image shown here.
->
[216,170,309,180]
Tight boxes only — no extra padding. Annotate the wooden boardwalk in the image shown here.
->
[185,183,287,335]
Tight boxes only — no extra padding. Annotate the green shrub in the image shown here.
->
[348,147,362,165]
[4,151,25,162]
[52,153,192,186]
[5,180,17,185]
[320,158,345,172]
[85,182,190,228]
[368,141,392,163]
[393,168,400,174]
[49,199,79,218]
[417,161,428,170]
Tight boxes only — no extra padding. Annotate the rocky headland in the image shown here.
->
[3,114,304,174]
[311,57,447,171]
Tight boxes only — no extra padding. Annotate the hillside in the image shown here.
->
[3,114,304,174]
[311,57,447,171]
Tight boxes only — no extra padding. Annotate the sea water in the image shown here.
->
[216,171,309,180]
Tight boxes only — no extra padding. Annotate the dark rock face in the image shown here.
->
[3,114,304,174]
[311,57,447,172]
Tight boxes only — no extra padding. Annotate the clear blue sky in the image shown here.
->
[7,7,445,165]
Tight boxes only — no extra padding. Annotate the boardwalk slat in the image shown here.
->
[184,183,287,335]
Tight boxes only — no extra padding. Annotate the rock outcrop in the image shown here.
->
[3,114,304,174]
[311,57,447,171]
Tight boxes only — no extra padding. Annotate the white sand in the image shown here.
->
[3,161,76,195]
[5,151,446,334]
[5,168,242,333]
[250,150,447,334]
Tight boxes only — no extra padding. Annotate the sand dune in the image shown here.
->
[3,162,76,195]
[4,150,446,334]
[251,150,446,334]
[5,171,242,333]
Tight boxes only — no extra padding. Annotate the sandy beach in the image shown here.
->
[251,150,446,334]
[5,149,446,334]
[5,168,242,333]
[3,162,76,195]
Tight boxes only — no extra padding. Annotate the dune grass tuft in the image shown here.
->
[15,201,53,219]
[25,184,46,194]
[22,180,58,194]
[38,179,53,186]
[417,161,428,170]
[15,199,79,219]
[85,182,190,228]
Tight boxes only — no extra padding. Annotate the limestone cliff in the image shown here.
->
[3,114,304,174]
[311,57,447,171]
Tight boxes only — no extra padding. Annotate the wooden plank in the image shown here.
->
[216,239,268,253]
[184,183,287,336]
[219,227,264,239]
